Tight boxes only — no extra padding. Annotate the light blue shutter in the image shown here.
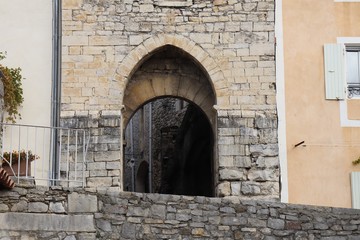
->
[324,44,346,100]
[351,172,360,209]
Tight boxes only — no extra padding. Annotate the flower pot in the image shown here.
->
[2,161,31,176]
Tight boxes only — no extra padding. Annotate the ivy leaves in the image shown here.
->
[0,52,24,123]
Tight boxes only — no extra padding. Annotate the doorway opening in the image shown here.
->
[123,97,214,197]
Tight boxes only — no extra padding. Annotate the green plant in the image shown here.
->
[1,150,39,166]
[0,52,24,123]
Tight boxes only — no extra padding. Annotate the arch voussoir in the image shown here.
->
[118,34,225,105]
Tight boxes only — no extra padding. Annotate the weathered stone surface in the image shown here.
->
[150,204,166,218]
[0,203,9,212]
[68,192,98,213]
[268,218,285,230]
[96,219,112,232]
[220,169,245,180]
[0,187,360,238]
[217,182,231,197]
[241,182,261,195]
[49,202,66,213]
[59,0,280,200]
[248,169,278,182]
[250,144,279,157]
[121,222,136,239]
[0,212,95,232]
[29,202,48,213]
[11,200,28,212]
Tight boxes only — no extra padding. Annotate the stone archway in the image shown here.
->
[117,34,227,113]
[123,45,216,126]
[122,41,217,196]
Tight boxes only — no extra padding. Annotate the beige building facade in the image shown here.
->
[281,0,360,208]
[0,0,53,126]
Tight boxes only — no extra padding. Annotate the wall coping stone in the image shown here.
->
[0,212,95,232]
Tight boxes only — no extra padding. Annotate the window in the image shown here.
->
[324,43,360,99]
[346,46,360,98]
[324,44,346,100]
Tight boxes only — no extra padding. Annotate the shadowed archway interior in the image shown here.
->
[122,45,216,196]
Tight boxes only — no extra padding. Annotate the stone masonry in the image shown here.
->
[61,0,278,199]
[1,185,360,239]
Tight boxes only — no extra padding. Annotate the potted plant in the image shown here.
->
[0,51,24,123]
[0,150,39,176]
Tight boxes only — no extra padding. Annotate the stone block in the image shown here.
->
[0,204,8,212]
[89,170,108,177]
[217,182,231,197]
[28,202,48,213]
[267,218,285,230]
[257,2,274,11]
[219,145,245,156]
[139,4,154,13]
[231,182,241,196]
[96,219,112,232]
[0,212,95,232]
[63,36,88,46]
[234,156,252,168]
[219,169,246,180]
[247,169,278,182]
[249,144,278,157]
[86,177,113,187]
[256,156,279,168]
[63,0,83,9]
[106,161,121,170]
[241,181,261,195]
[255,113,277,129]
[221,216,247,226]
[94,151,120,162]
[87,162,106,171]
[89,36,127,46]
[49,202,65,213]
[121,222,136,239]
[219,156,234,167]
[250,43,274,56]
[11,200,28,212]
[68,192,98,213]
[150,205,166,219]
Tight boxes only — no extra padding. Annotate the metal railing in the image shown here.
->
[0,122,89,187]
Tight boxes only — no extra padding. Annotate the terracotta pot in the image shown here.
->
[2,161,31,176]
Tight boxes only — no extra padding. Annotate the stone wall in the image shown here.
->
[61,0,278,199]
[60,111,122,189]
[1,186,360,239]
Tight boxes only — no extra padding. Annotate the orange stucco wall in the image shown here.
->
[283,0,360,208]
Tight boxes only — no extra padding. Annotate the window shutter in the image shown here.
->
[351,172,360,209]
[324,44,346,100]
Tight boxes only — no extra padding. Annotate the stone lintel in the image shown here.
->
[0,212,95,232]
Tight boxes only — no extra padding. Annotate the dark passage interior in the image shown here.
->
[123,98,213,197]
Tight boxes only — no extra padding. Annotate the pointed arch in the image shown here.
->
[117,34,226,103]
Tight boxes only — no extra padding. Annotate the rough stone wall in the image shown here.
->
[1,186,360,239]
[60,111,122,188]
[61,0,278,199]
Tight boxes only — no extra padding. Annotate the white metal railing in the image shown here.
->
[0,122,89,187]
